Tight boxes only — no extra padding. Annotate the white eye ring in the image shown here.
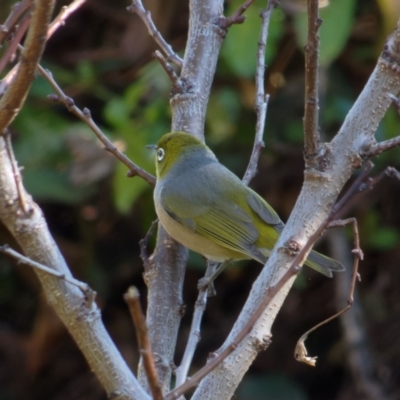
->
[157,148,165,161]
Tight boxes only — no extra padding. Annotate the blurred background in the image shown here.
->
[1,0,400,399]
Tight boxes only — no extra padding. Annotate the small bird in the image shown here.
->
[150,132,344,277]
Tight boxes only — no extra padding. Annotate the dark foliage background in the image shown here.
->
[1,0,400,399]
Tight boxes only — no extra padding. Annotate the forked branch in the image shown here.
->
[127,0,182,66]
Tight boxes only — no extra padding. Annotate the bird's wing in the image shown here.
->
[246,191,285,233]
[160,178,266,262]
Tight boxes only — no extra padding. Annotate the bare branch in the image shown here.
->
[303,0,321,158]
[3,129,30,214]
[127,0,182,67]
[166,266,296,399]
[295,217,362,366]
[218,0,254,29]
[176,3,277,386]
[175,261,219,387]
[368,136,400,158]
[0,244,93,294]
[173,167,377,397]
[140,0,226,393]
[0,0,33,45]
[0,135,150,399]
[153,50,183,91]
[39,65,155,185]
[0,0,56,133]
[47,0,87,38]
[0,0,86,97]
[0,15,31,74]
[243,0,277,185]
[124,287,163,400]
[139,219,159,270]
[329,230,390,400]
[0,1,151,396]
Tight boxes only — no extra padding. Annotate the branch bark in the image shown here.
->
[0,137,150,400]
[191,19,400,400]
[0,0,54,132]
[0,0,33,45]
[0,1,150,398]
[138,0,226,393]
[303,0,321,159]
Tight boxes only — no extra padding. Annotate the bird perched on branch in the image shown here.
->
[149,131,344,278]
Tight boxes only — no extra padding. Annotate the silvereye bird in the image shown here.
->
[151,132,344,277]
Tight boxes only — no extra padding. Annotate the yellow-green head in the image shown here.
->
[153,132,213,179]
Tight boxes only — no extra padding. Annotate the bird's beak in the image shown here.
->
[146,144,157,151]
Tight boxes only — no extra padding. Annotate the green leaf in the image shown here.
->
[221,0,284,78]
[294,0,356,67]
[113,162,151,213]
[206,88,241,142]
[23,168,93,203]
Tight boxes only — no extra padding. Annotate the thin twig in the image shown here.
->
[47,0,86,38]
[3,129,31,214]
[0,0,33,45]
[168,164,400,397]
[368,136,400,158]
[38,65,155,185]
[153,50,183,91]
[219,0,255,29]
[329,230,389,400]
[0,0,85,98]
[334,164,400,220]
[333,161,374,215]
[295,217,362,366]
[139,218,159,270]
[0,14,31,76]
[166,263,298,400]
[127,0,182,67]
[243,0,277,185]
[0,245,92,295]
[303,0,321,158]
[175,261,219,387]
[124,287,163,400]
[294,164,400,365]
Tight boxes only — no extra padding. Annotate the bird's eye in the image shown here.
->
[157,148,165,161]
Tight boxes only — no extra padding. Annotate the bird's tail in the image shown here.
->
[305,250,345,277]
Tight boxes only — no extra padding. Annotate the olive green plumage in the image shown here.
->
[152,132,344,277]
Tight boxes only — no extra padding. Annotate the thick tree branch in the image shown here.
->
[167,265,296,399]
[191,17,400,400]
[0,136,150,400]
[0,1,150,398]
[176,1,277,387]
[138,0,226,394]
[169,0,225,137]
[0,0,55,133]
